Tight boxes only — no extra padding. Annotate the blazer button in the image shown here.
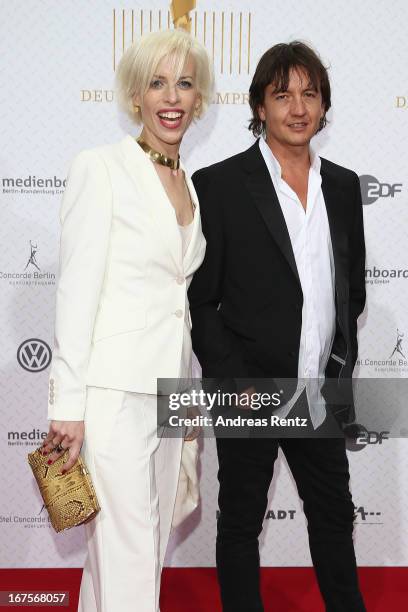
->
[175,309,183,318]
[176,276,185,285]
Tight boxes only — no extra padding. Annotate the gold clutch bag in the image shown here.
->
[27,446,100,533]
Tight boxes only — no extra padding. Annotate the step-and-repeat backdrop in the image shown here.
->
[1,0,407,568]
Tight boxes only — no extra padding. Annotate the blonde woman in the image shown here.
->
[41,29,213,612]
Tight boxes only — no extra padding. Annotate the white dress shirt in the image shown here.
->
[259,138,336,425]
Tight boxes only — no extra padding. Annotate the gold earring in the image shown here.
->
[133,104,140,114]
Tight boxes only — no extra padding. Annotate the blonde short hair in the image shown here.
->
[116,28,214,124]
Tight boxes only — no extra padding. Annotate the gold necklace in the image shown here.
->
[136,136,180,170]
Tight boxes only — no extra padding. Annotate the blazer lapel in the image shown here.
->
[182,172,206,275]
[243,141,301,286]
[121,135,182,270]
[320,159,349,296]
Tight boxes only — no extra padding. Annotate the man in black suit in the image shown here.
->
[188,42,366,611]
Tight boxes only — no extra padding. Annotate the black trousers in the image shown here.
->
[215,435,367,612]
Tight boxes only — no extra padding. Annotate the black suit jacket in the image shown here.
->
[188,140,366,394]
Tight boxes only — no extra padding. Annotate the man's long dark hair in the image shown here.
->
[248,41,331,137]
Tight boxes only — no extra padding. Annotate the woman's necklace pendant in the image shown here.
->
[136,136,180,171]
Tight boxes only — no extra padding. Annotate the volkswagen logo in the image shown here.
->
[17,339,52,372]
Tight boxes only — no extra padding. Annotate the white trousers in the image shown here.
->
[77,387,183,612]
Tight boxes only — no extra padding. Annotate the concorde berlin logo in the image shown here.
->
[24,240,40,272]
[389,329,406,360]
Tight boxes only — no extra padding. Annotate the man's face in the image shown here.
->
[258,67,325,149]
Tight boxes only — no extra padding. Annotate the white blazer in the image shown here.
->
[47,134,206,421]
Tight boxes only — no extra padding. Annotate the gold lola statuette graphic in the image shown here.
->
[171,0,197,32]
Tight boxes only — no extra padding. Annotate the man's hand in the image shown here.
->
[41,421,85,474]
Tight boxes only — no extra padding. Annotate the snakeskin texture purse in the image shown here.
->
[27,447,100,532]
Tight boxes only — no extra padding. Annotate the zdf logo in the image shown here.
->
[359,175,402,205]
[344,423,389,452]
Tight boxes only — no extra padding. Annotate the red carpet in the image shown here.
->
[0,568,406,611]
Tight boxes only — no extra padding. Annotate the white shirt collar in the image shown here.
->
[258,137,321,178]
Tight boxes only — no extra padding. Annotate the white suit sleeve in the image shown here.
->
[47,150,112,421]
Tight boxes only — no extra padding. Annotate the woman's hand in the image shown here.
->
[184,405,201,441]
[41,421,85,475]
